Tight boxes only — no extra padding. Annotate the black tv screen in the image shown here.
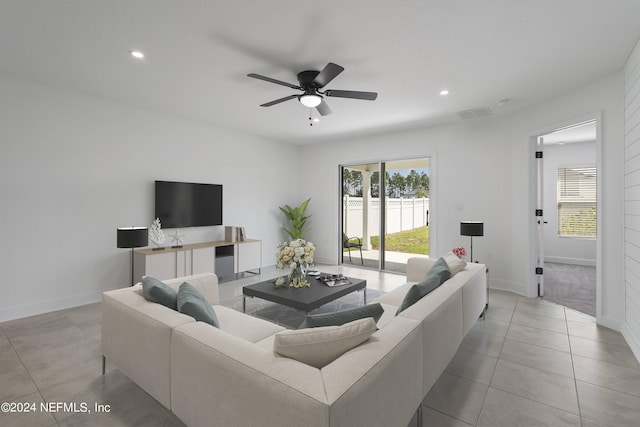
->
[155,181,223,228]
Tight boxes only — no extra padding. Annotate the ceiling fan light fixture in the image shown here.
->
[299,94,322,108]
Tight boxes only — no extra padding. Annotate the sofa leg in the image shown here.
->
[102,356,106,375]
[416,404,423,427]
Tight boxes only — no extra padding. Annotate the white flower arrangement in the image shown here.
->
[275,239,315,288]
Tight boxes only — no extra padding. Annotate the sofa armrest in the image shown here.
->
[101,290,195,409]
[460,263,487,335]
[321,317,423,427]
[171,322,328,427]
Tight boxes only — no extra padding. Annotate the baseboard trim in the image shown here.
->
[544,257,596,267]
[0,292,102,323]
[622,323,640,364]
[597,315,622,332]
[316,256,337,265]
[489,278,527,297]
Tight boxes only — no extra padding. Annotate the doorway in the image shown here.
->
[340,157,431,272]
[532,119,599,317]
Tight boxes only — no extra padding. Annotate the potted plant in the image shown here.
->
[279,198,311,239]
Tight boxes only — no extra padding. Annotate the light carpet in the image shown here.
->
[542,262,596,317]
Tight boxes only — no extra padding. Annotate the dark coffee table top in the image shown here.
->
[243,274,366,312]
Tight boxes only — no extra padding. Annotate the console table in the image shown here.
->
[133,239,261,284]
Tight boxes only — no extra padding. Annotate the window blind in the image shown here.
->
[557,167,596,237]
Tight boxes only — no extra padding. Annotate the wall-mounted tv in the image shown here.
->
[155,181,223,228]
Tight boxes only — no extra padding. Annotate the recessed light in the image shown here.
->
[129,50,145,59]
[313,118,320,122]
[439,90,450,96]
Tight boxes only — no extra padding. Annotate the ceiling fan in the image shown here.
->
[247,62,377,116]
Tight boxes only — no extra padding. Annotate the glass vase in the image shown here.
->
[289,265,308,288]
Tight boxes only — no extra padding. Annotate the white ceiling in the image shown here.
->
[2,1,639,145]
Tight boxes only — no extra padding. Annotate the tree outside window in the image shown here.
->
[557,166,596,238]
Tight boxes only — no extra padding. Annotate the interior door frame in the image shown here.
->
[528,112,602,319]
[536,135,545,297]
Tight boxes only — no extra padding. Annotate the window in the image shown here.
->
[557,167,596,238]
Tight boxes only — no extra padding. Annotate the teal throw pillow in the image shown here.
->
[424,257,452,284]
[299,303,384,328]
[177,282,219,328]
[396,258,452,315]
[142,276,178,310]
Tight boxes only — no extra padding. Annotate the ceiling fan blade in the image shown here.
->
[312,63,344,87]
[316,100,332,116]
[247,73,300,90]
[260,95,298,107]
[325,89,378,101]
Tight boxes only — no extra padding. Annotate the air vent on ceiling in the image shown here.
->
[457,107,493,120]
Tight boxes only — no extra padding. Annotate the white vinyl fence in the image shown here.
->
[343,196,429,238]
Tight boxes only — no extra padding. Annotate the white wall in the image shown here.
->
[543,141,597,265]
[302,119,514,286]
[623,37,640,362]
[0,73,299,322]
[0,67,628,333]
[301,71,624,329]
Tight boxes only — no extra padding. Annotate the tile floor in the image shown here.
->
[1,266,639,426]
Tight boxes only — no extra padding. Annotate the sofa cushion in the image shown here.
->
[443,251,466,276]
[142,276,178,310]
[374,282,415,307]
[299,303,384,328]
[213,305,285,342]
[177,282,219,328]
[396,258,452,314]
[273,317,377,368]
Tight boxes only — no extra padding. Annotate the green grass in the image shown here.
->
[369,226,429,255]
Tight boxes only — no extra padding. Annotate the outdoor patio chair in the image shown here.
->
[343,233,364,265]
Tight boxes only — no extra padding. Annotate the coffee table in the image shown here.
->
[242,274,367,313]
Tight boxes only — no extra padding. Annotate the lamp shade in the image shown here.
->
[117,227,148,248]
[460,221,484,237]
[299,94,322,108]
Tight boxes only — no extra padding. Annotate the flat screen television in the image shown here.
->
[154,181,223,228]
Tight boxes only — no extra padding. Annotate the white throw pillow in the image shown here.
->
[443,251,466,276]
[273,317,377,368]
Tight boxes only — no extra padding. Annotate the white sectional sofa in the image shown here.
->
[102,257,486,427]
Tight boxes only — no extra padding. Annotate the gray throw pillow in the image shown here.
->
[177,282,219,328]
[142,276,178,310]
[424,257,452,284]
[299,303,384,328]
[396,258,452,314]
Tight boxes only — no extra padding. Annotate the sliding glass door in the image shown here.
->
[341,157,430,272]
[342,162,379,268]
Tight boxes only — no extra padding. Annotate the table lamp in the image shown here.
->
[117,227,148,286]
[460,221,484,262]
